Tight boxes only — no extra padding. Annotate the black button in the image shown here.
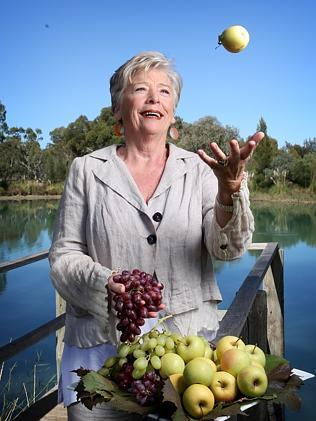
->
[153,212,163,222]
[220,244,228,250]
[147,234,157,245]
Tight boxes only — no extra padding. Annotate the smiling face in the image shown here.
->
[115,68,175,140]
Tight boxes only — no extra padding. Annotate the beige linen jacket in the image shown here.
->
[49,143,254,348]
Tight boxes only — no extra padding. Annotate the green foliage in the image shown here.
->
[177,115,239,155]
[0,100,316,197]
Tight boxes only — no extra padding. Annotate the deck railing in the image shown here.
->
[0,242,284,420]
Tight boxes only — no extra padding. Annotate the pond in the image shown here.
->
[0,199,315,419]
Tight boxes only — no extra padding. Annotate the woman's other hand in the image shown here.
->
[107,273,165,318]
[197,131,264,197]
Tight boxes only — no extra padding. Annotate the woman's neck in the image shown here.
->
[118,138,169,166]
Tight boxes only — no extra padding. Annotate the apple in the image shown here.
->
[210,371,238,402]
[220,348,250,377]
[169,373,187,395]
[245,344,266,367]
[237,365,268,398]
[204,344,213,360]
[183,357,215,387]
[216,335,246,360]
[218,25,250,53]
[176,335,205,363]
[182,384,215,418]
[160,353,185,379]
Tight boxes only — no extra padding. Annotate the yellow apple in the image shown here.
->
[182,384,215,418]
[160,353,185,379]
[169,373,187,395]
[237,365,268,398]
[216,335,246,360]
[218,25,250,53]
[245,344,266,367]
[220,348,250,377]
[177,335,206,363]
[210,371,238,402]
[183,357,215,387]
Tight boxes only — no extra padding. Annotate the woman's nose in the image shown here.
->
[147,90,159,103]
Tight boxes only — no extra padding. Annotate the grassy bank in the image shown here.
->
[0,181,64,198]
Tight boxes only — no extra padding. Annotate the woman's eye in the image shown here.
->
[135,86,146,92]
[161,89,170,94]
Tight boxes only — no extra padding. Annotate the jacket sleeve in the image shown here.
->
[49,157,112,323]
[202,169,254,261]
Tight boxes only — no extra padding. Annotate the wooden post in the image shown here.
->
[263,248,284,356]
[56,293,65,380]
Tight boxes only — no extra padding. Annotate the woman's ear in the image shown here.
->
[114,110,122,121]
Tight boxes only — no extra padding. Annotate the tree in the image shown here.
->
[178,115,239,155]
[248,117,278,189]
[0,101,8,143]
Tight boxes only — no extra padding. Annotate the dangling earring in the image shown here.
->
[169,126,179,141]
[114,122,124,137]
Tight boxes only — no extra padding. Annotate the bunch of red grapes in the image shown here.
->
[112,269,164,343]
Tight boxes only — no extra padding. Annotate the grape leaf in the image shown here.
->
[162,379,188,420]
[265,354,289,374]
[106,390,155,415]
[82,371,120,394]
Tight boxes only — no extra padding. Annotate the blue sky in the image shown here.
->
[2,0,316,148]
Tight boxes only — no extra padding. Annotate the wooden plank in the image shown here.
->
[241,290,268,352]
[264,266,284,356]
[41,403,67,420]
[214,242,279,343]
[0,250,49,273]
[0,314,65,363]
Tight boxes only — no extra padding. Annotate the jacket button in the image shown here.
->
[152,212,163,222]
[147,234,157,245]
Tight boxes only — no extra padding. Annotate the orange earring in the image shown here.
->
[114,122,124,137]
[169,126,179,141]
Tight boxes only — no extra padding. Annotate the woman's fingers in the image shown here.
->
[107,276,125,294]
[240,131,265,160]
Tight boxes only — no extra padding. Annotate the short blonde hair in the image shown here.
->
[110,51,182,113]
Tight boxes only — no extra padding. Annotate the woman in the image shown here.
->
[49,51,264,420]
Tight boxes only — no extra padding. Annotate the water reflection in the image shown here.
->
[251,202,316,247]
[0,200,59,262]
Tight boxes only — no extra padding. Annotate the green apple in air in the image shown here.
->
[218,25,250,53]
[159,353,185,379]
[182,383,215,418]
[245,344,266,367]
[237,365,268,398]
[176,335,206,363]
[220,348,251,377]
[183,357,215,387]
[216,335,246,360]
[210,371,238,402]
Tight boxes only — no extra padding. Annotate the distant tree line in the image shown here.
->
[1,100,316,195]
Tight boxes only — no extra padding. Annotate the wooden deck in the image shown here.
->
[41,404,67,420]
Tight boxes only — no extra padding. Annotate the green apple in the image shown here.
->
[237,365,268,398]
[177,335,205,363]
[216,336,246,360]
[183,357,215,387]
[218,25,250,53]
[220,348,250,377]
[160,353,185,379]
[182,384,215,418]
[210,371,238,402]
[245,344,266,367]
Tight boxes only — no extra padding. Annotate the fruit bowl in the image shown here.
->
[72,322,314,420]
